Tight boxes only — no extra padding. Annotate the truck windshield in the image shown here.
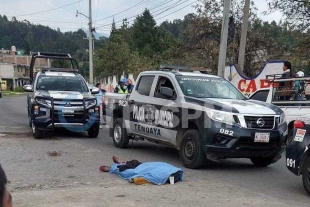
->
[176,76,246,100]
[36,75,89,92]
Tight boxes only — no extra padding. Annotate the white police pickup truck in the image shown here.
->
[103,66,288,169]
[249,75,310,137]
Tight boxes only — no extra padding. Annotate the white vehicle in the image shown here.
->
[249,75,310,134]
[103,65,288,169]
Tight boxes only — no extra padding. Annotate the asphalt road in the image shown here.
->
[0,95,29,133]
[0,95,310,206]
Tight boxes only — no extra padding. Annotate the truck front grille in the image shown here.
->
[244,116,275,130]
[52,99,85,121]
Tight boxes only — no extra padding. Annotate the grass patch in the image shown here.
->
[1,91,25,96]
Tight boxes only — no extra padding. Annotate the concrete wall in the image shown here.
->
[0,64,14,78]
[224,60,285,97]
[1,55,48,67]
[98,73,136,92]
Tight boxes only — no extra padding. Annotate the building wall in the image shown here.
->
[99,73,136,92]
[1,54,48,67]
[14,65,30,78]
[0,64,14,78]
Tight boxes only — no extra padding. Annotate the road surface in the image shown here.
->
[0,95,309,206]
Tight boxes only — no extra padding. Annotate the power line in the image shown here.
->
[95,0,175,28]
[95,0,100,21]
[94,0,135,20]
[36,0,73,19]
[102,0,158,23]
[154,1,197,20]
[26,19,88,24]
[152,0,185,16]
[9,0,83,18]
[93,0,146,23]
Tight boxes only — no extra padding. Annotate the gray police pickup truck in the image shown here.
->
[103,66,288,169]
[23,52,100,139]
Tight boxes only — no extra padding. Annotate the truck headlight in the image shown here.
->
[279,112,286,125]
[85,99,97,108]
[206,110,236,125]
[35,97,51,108]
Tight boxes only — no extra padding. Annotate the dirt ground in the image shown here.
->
[0,133,309,207]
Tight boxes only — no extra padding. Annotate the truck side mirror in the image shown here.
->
[23,85,33,92]
[91,88,99,94]
[160,87,174,99]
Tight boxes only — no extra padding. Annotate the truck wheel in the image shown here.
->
[113,118,129,148]
[28,109,32,127]
[250,156,276,167]
[179,130,206,169]
[28,115,32,127]
[302,158,310,196]
[32,120,43,139]
[88,123,100,138]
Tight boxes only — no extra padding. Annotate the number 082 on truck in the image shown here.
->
[103,65,288,169]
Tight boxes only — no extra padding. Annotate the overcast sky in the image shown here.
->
[0,0,283,36]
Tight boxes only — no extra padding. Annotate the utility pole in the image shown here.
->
[217,0,231,77]
[76,0,94,85]
[238,0,250,72]
[88,0,93,85]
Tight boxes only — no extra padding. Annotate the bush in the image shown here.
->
[14,87,24,93]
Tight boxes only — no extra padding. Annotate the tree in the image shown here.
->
[1,36,12,49]
[24,40,30,55]
[267,0,310,31]
[131,9,157,56]
[51,59,71,68]
[94,32,132,78]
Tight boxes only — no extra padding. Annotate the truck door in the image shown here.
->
[146,75,180,146]
[128,75,156,136]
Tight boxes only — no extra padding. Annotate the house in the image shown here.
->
[0,46,49,90]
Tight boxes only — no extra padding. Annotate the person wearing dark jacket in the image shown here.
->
[279,61,293,100]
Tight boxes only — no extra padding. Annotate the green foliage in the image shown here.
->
[14,87,24,92]
[0,15,107,80]
[94,9,182,78]
[2,1,310,80]
[51,59,71,68]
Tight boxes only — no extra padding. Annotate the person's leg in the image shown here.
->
[99,104,103,129]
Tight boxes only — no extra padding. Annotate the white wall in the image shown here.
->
[0,63,14,78]
[224,60,285,97]
[99,73,136,92]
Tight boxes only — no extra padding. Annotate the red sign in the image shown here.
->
[238,79,271,93]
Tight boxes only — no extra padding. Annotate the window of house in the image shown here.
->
[136,75,155,96]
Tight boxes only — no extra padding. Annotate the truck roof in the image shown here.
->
[140,70,220,78]
[38,71,80,77]
[42,72,78,77]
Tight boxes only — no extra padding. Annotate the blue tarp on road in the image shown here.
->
[109,162,183,185]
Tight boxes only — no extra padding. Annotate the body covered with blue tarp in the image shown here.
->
[109,162,183,185]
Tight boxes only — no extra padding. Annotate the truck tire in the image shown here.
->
[28,115,32,127]
[88,123,100,138]
[250,156,276,167]
[112,118,129,148]
[179,130,206,169]
[32,120,43,139]
[302,158,310,196]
